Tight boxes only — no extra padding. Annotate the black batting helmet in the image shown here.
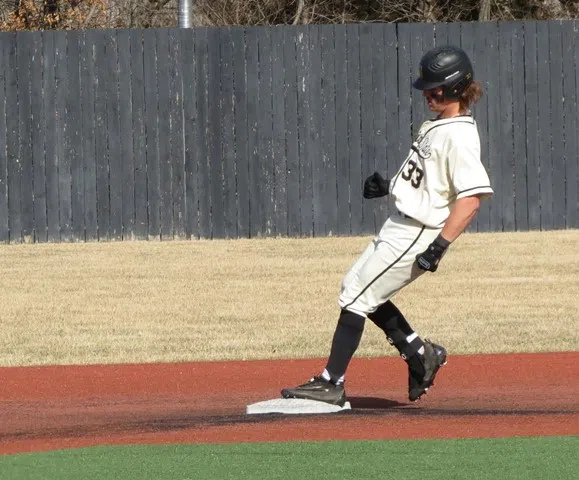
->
[413,45,474,99]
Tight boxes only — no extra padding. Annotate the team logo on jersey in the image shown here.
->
[412,133,432,159]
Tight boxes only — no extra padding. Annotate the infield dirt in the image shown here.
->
[1,351,577,454]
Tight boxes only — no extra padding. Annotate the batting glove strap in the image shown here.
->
[416,235,450,273]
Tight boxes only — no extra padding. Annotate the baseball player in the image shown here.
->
[281,45,494,406]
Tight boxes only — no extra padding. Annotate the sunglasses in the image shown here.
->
[423,89,444,101]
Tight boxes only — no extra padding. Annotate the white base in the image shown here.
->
[246,398,351,415]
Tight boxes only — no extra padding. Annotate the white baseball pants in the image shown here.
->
[339,213,443,317]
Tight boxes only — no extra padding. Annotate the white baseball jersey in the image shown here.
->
[390,116,494,228]
[338,115,493,317]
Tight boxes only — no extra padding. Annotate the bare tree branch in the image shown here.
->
[1,0,578,31]
[292,0,305,24]
[479,0,491,20]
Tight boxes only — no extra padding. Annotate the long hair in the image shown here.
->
[459,81,483,112]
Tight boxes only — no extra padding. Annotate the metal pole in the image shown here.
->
[179,0,193,28]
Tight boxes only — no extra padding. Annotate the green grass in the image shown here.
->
[2,437,578,480]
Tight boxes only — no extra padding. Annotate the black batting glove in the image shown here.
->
[415,235,451,273]
[363,172,389,199]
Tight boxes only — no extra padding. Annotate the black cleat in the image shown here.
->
[408,340,447,402]
[281,376,346,406]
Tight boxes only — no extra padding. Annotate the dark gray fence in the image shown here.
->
[0,21,577,243]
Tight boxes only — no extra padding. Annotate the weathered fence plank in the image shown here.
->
[307,26,325,237]
[271,26,289,236]
[155,29,173,240]
[17,32,34,243]
[30,32,47,242]
[346,24,363,236]
[397,23,412,166]
[93,31,111,241]
[383,24,400,180]
[81,31,98,241]
[179,28,198,239]
[44,32,59,242]
[383,24,400,219]
[369,24,389,227]
[195,28,211,239]
[117,29,136,241]
[65,31,82,242]
[548,22,566,230]
[244,27,262,238]
[55,32,72,242]
[522,21,541,231]
[0,34,9,242]
[471,21,491,232]
[129,29,148,240]
[456,23,478,233]
[447,22,461,46]
[143,28,160,239]
[498,22,516,232]
[167,29,185,239]
[256,27,275,237]
[231,27,250,238]
[410,23,434,137]
[536,21,554,231]
[483,23,502,231]
[0,22,577,242]
[359,24,377,233]
[319,25,338,236]
[205,27,225,239]
[334,26,351,235]
[282,28,301,236]
[218,27,237,238]
[510,23,529,231]
[295,25,313,236]
[6,33,21,243]
[562,21,578,229]
[433,22,449,46]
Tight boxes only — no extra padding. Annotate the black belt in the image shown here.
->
[398,210,414,220]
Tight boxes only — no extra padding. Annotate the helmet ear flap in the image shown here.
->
[445,72,473,99]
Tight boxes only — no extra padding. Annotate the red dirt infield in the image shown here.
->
[1,352,577,454]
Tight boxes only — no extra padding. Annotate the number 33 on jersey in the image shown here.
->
[390,116,494,229]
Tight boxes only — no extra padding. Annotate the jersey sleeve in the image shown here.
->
[447,131,494,200]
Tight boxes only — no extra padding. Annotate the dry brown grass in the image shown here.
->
[0,230,577,366]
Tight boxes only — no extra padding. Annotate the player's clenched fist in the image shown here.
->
[363,172,389,199]
[415,235,451,272]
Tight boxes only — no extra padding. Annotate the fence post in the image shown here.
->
[179,0,193,28]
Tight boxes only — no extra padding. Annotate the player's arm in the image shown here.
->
[415,195,481,273]
[439,195,481,242]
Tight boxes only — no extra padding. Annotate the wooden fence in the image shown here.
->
[0,21,577,242]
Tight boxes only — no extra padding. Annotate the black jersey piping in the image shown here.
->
[342,225,427,311]
[390,119,476,193]
[450,185,493,199]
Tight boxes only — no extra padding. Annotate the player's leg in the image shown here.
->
[368,301,447,401]
[285,232,389,392]
[368,300,424,363]
[282,215,441,404]
[339,215,436,316]
[338,215,447,401]
[280,235,378,404]
[317,223,421,389]
[314,221,424,384]
[280,307,362,406]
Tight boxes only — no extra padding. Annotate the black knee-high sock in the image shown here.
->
[324,309,365,383]
[368,301,425,372]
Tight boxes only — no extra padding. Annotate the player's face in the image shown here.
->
[423,88,446,112]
